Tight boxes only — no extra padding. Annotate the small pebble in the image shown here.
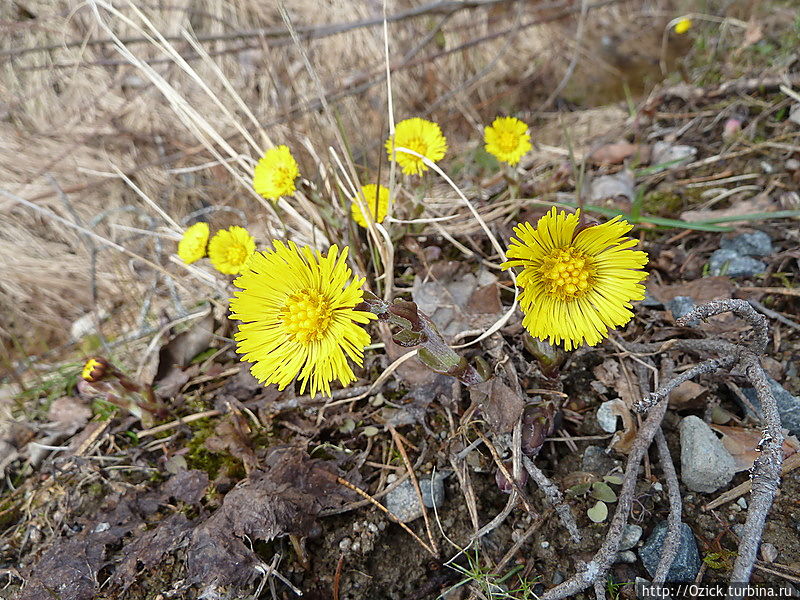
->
[639,522,702,583]
[737,497,748,509]
[761,542,778,563]
[719,231,773,257]
[596,401,621,433]
[708,249,766,277]
[665,296,696,320]
[552,572,565,585]
[679,416,736,493]
[614,550,637,564]
[786,158,800,171]
[384,475,446,523]
[541,541,550,549]
[618,524,643,551]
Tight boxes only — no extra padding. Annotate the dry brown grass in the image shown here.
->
[0,0,666,365]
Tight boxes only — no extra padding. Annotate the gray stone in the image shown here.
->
[614,550,637,564]
[385,475,446,523]
[641,291,663,308]
[651,141,697,172]
[708,248,766,277]
[720,231,773,257]
[618,524,643,551]
[597,401,621,433]
[665,296,695,320]
[741,375,800,437]
[679,416,736,493]
[639,521,701,583]
[581,445,621,475]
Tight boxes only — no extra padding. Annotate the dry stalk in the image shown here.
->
[540,299,784,600]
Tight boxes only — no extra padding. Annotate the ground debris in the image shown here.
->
[187,446,352,587]
[111,513,194,590]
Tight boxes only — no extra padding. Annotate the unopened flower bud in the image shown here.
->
[81,357,110,383]
[495,461,529,493]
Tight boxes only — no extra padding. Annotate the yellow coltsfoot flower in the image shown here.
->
[208,225,256,275]
[484,116,532,166]
[385,117,447,176]
[177,222,209,264]
[351,184,390,228]
[229,242,376,397]
[502,208,648,351]
[253,145,300,200]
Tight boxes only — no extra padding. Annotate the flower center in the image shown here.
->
[540,247,594,301]
[497,131,519,154]
[227,244,249,266]
[280,288,334,344]
[404,137,428,160]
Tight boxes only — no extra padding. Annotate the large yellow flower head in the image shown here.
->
[484,116,532,166]
[177,222,209,264]
[502,208,648,351]
[253,145,300,201]
[229,242,376,397]
[385,117,447,176]
[208,225,256,275]
[351,184,390,228]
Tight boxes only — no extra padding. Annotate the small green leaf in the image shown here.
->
[587,501,608,523]
[362,426,380,437]
[567,483,592,496]
[591,481,618,503]
[603,474,624,486]
[339,418,356,434]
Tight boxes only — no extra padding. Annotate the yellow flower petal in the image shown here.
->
[502,207,648,350]
[484,116,531,166]
[385,118,447,176]
[177,222,209,264]
[208,226,256,275]
[253,145,300,201]
[229,242,376,397]
[351,184,390,228]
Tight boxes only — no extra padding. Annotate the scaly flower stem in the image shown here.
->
[357,291,485,386]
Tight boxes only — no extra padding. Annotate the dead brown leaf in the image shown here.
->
[710,425,799,472]
[589,141,645,165]
[650,277,734,304]
[204,412,259,473]
[668,381,708,410]
[187,447,352,586]
[593,360,639,409]
[469,378,525,435]
[47,396,91,436]
[605,399,638,454]
[112,513,194,591]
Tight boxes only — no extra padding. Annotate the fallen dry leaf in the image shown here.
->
[593,360,639,409]
[47,396,91,436]
[187,447,352,587]
[604,399,638,454]
[710,425,800,472]
[469,377,525,435]
[112,513,194,591]
[668,381,707,410]
[589,141,645,165]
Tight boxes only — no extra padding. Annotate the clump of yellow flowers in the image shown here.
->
[224,119,650,397]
